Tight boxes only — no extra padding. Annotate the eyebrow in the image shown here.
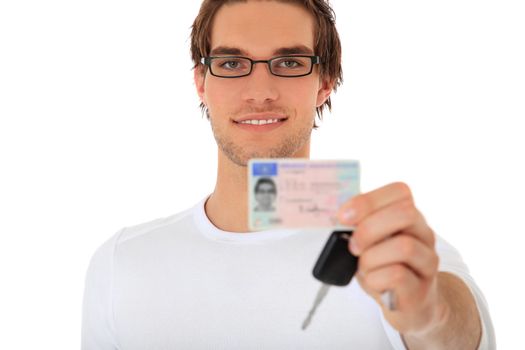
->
[209,45,314,56]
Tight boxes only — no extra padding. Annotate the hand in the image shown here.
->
[338,182,450,336]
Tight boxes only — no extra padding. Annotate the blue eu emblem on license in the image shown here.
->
[252,162,278,176]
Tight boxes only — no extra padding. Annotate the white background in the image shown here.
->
[0,0,523,348]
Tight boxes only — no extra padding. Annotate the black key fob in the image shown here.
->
[312,230,358,286]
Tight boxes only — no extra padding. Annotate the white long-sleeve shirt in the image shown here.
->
[82,199,495,349]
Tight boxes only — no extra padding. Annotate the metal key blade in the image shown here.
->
[301,283,330,330]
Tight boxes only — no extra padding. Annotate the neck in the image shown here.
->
[206,142,311,233]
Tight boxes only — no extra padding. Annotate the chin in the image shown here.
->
[215,127,312,167]
[225,145,306,167]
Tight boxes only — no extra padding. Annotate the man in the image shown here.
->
[82,1,495,349]
[253,177,277,212]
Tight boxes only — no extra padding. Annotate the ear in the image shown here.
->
[316,77,334,107]
[194,66,207,106]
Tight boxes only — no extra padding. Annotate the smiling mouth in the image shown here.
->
[234,118,288,125]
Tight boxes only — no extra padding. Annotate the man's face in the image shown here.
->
[255,182,276,209]
[195,1,333,166]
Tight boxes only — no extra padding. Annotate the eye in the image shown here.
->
[222,61,240,69]
[283,60,300,68]
[215,58,247,70]
[276,58,304,68]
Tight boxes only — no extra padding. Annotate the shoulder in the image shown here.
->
[117,206,195,246]
[81,206,198,348]
[83,204,199,301]
[88,204,198,270]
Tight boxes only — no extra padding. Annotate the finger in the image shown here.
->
[338,182,413,226]
[357,234,439,279]
[358,263,428,312]
[359,264,440,333]
[349,199,435,255]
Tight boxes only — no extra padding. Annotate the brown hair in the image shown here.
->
[190,0,343,123]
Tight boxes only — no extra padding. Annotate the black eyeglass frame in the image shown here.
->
[200,55,321,78]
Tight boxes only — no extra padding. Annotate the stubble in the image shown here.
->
[209,108,314,167]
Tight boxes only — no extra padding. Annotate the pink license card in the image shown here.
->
[248,159,360,231]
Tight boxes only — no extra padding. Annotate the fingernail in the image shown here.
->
[341,208,356,223]
[349,236,360,256]
[380,290,397,311]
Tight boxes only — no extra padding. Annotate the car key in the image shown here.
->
[302,230,358,330]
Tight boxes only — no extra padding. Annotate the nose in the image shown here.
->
[240,62,279,104]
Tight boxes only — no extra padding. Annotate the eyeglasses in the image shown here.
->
[256,189,277,195]
[200,55,321,78]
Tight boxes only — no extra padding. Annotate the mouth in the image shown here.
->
[235,118,287,125]
[232,114,288,132]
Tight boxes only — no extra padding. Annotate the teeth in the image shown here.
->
[239,119,281,125]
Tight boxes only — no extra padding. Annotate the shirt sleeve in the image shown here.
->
[81,229,124,350]
[435,236,496,349]
[381,235,496,350]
